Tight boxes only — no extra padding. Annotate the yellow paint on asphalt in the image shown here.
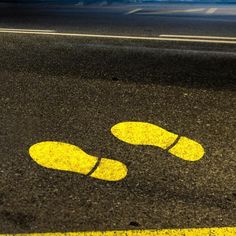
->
[1,28,236,44]
[112,122,178,149]
[111,122,204,161]
[168,136,205,161]
[90,157,128,181]
[29,141,127,181]
[1,227,236,235]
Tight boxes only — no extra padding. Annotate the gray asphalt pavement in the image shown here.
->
[0,3,235,234]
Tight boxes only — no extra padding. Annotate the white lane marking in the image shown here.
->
[182,8,205,13]
[206,8,218,14]
[75,2,84,6]
[1,29,236,44]
[125,8,142,15]
[0,28,56,32]
[160,34,236,40]
[137,8,205,15]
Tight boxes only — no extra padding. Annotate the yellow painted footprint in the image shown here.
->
[111,122,204,161]
[29,141,127,181]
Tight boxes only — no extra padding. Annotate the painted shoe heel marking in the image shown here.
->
[168,136,204,161]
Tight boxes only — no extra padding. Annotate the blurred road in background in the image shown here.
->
[0,2,235,235]
[1,3,236,36]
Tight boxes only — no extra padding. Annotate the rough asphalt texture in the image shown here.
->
[0,3,235,234]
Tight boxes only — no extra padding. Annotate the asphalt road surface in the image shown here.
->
[0,3,235,235]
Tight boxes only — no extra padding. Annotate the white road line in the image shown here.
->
[137,8,205,15]
[182,8,205,13]
[160,34,236,40]
[0,28,56,32]
[1,29,236,44]
[75,2,84,6]
[125,8,142,15]
[206,8,218,14]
